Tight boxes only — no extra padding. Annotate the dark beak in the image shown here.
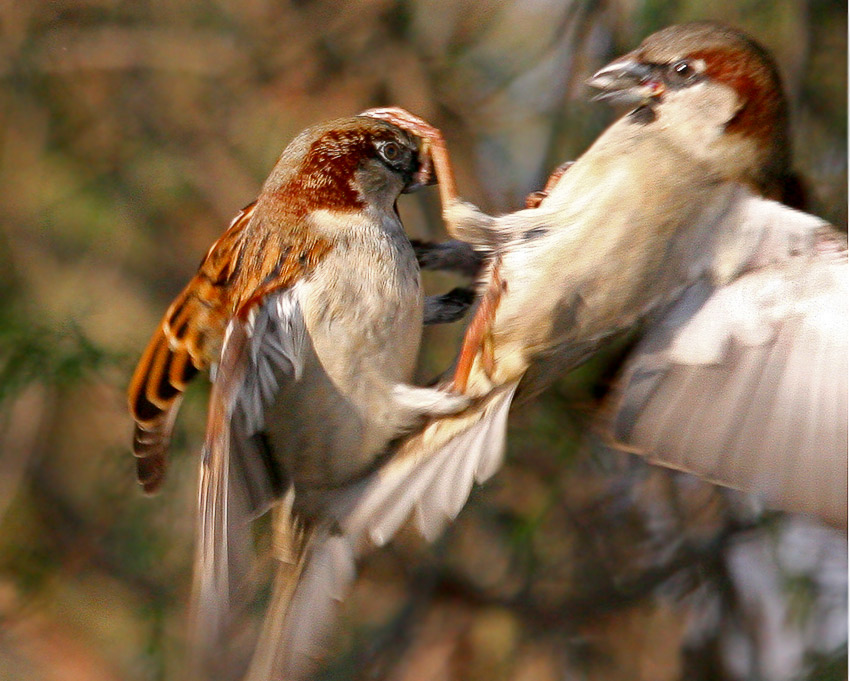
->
[587,56,664,105]
[402,146,436,194]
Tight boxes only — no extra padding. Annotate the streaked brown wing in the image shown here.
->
[127,197,332,492]
[127,201,256,492]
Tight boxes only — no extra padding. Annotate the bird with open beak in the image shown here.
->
[355,22,847,540]
[238,22,847,679]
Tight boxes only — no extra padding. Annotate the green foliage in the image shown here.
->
[0,319,112,400]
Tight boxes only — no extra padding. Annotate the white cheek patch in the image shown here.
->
[658,80,746,169]
[674,80,740,130]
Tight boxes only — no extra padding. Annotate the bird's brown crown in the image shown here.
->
[635,22,792,195]
[270,118,422,218]
[638,23,787,146]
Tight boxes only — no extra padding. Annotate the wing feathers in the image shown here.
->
[190,319,262,680]
[191,290,311,679]
[128,324,202,492]
[609,197,847,525]
[128,202,260,492]
[336,384,517,550]
[242,383,519,680]
[245,530,355,681]
[609,246,847,525]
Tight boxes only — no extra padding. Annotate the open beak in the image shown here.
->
[587,56,665,105]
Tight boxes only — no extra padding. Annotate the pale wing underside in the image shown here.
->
[610,215,848,526]
[343,382,518,546]
[709,189,836,281]
[247,384,518,680]
[190,289,307,680]
[244,527,354,681]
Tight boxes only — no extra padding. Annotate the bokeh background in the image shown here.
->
[0,1,846,680]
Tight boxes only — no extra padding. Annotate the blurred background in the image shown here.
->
[0,1,846,680]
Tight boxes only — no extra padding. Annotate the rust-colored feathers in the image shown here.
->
[127,118,401,492]
[128,193,337,492]
[128,202,256,492]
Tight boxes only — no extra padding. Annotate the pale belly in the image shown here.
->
[263,251,423,491]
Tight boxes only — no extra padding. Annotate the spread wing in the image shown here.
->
[241,382,518,680]
[190,288,310,680]
[608,196,848,526]
[340,383,518,546]
[128,197,332,493]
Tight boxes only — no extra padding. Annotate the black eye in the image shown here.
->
[379,141,402,163]
[672,60,694,77]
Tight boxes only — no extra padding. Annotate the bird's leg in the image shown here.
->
[452,257,504,393]
[410,239,485,278]
[525,161,574,208]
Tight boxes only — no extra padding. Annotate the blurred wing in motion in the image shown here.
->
[244,525,353,681]
[245,383,518,680]
[608,199,848,526]
[191,288,307,680]
[343,382,518,546]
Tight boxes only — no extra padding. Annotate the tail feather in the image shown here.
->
[243,514,343,681]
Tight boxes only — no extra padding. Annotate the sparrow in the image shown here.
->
[126,115,471,679]
[233,23,848,678]
[353,22,847,544]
